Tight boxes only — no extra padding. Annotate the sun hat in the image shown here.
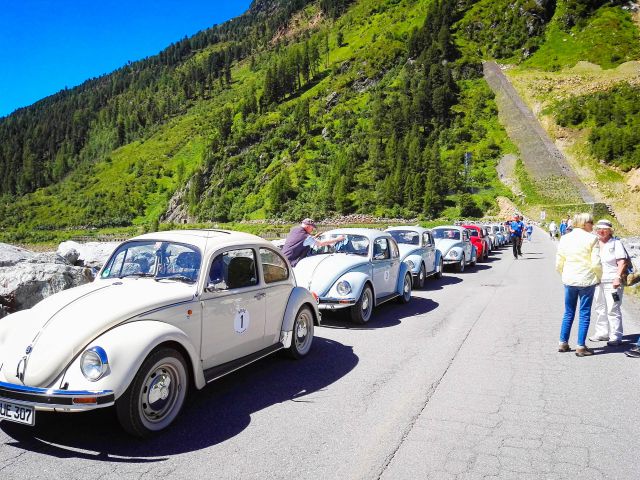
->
[595,219,613,230]
[301,218,316,228]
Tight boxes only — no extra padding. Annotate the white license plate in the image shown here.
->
[0,399,35,426]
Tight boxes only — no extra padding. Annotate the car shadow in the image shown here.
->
[320,297,439,330]
[0,336,357,461]
[425,275,463,290]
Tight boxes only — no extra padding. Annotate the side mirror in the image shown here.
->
[374,253,386,261]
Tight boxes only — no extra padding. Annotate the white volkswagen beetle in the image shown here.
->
[0,230,319,436]
[386,226,443,288]
[293,228,412,324]
[432,226,477,272]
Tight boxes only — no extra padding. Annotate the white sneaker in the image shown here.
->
[588,335,608,342]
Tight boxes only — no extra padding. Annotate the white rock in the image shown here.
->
[0,242,35,267]
[57,241,118,269]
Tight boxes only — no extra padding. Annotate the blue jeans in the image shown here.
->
[560,284,596,346]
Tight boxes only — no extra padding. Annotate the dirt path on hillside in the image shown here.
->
[483,61,595,204]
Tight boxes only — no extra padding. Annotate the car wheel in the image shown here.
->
[116,347,188,437]
[350,285,373,324]
[435,257,444,279]
[286,306,314,359]
[414,263,426,289]
[397,273,412,304]
[470,252,477,266]
[455,255,465,273]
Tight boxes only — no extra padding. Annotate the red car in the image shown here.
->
[462,225,490,261]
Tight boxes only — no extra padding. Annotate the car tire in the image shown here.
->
[470,252,477,267]
[286,306,314,359]
[414,263,426,289]
[455,255,465,273]
[435,257,444,279]
[116,347,188,437]
[397,273,412,304]
[350,285,373,324]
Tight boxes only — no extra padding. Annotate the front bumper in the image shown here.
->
[0,381,115,412]
[318,297,356,310]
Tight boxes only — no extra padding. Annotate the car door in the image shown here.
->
[462,230,472,260]
[200,247,267,369]
[422,232,436,273]
[372,237,394,297]
[259,247,293,345]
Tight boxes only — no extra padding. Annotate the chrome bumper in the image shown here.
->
[0,381,115,411]
[318,298,356,310]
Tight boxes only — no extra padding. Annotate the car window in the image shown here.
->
[208,249,257,290]
[308,234,369,256]
[373,238,390,260]
[463,231,469,241]
[468,230,479,237]
[259,248,289,283]
[101,240,200,283]
[422,232,431,246]
[389,239,399,259]
[433,229,460,240]
[388,230,420,246]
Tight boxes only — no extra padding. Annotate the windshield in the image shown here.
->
[308,234,370,256]
[468,230,479,237]
[492,226,500,233]
[433,229,461,240]
[388,230,420,246]
[101,240,201,283]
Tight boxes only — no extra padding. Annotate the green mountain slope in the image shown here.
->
[5,0,635,242]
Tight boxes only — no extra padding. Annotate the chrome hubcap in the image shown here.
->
[141,365,180,423]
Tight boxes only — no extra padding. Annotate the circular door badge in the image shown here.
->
[234,308,250,334]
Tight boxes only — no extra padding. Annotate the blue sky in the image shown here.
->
[0,0,252,117]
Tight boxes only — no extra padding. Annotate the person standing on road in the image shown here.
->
[556,213,602,357]
[559,219,567,236]
[526,222,533,242]
[549,220,557,240]
[509,215,524,259]
[589,219,629,346]
[282,218,344,267]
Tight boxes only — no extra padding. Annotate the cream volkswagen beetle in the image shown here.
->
[0,230,319,436]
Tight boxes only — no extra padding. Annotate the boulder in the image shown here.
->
[57,241,118,269]
[0,262,93,315]
[0,242,34,267]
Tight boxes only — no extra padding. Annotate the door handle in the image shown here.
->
[254,292,266,300]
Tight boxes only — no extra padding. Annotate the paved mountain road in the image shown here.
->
[1,231,639,479]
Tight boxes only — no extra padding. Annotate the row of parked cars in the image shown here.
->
[0,224,509,437]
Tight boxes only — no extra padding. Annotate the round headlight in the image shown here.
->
[336,280,352,296]
[447,250,459,259]
[80,347,108,381]
[405,259,415,270]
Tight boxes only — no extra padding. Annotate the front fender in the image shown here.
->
[281,286,321,333]
[404,254,423,274]
[326,270,373,303]
[61,320,204,398]
[395,262,411,294]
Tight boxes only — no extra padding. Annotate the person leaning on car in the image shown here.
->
[282,218,345,267]
[555,213,602,357]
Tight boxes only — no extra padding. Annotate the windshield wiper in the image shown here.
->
[119,272,155,279]
[156,274,196,284]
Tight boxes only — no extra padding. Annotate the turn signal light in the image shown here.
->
[311,292,319,303]
[72,397,98,405]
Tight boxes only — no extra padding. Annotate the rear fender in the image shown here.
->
[281,287,321,332]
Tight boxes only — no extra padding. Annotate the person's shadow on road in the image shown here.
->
[0,337,358,462]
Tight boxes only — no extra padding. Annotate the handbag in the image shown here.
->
[619,242,638,287]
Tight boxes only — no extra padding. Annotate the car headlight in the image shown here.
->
[447,250,459,259]
[405,259,415,270]
[80,346,109,381]
[336,280,352,296]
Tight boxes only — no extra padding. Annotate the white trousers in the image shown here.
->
[593,282,623,341]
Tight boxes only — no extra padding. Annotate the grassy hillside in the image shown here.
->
[0,0,517,243]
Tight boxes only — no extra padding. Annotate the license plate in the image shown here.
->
[0,399,35,426]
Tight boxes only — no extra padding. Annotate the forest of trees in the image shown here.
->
[554,82,640,170]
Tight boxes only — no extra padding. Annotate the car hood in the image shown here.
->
[294,254,369,296]
[0,278,196,388]
[434,238,461,253]
[397,244,422,260]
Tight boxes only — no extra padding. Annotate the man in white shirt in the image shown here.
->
[589,219,629,346]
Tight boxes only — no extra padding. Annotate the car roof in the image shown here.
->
[432,225,465,231]
[321,227,387,240]
[386,225,431,234]
[130,229,270,252]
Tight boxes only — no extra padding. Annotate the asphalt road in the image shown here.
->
[2,230,639,479]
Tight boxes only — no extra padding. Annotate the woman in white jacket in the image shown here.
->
[555,213,602,357]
